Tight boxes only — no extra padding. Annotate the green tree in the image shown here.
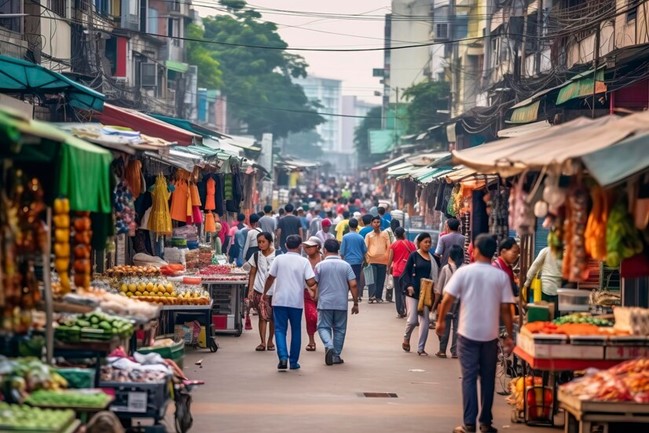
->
[283,130,323,159]
[189,1,324,138]
[354,106,383,166]
[186,24,222,89]
[401,80,450,134]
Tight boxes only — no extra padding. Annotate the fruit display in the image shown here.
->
[72,212,92,289]
[0,358,68,401]
[553,313,613,327]
[561,358,649,403]
[105,265,160,278]
[605,198,644,267]
[0,402,75,433]
[118,277,178,304]
[506,376,544,411]
[53,198,71,294]
[199,264,233,275]
[26,389,111,409]
[198,264,248,280]
[523,321,625,336]
[55,311,134,342]
[175,286,211,305]
[160,263,185,276]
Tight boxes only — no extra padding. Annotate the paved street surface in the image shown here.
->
[181,301,555,433]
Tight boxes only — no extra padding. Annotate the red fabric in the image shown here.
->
[389,239,416,277]
[493,257,515,282]
[303,289,317,337]
[97,103,199,146]
[218,220,229,244]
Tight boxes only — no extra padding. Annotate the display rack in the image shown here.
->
[159,302,217,352]
[202,278,246,336]
[559,390,649,433]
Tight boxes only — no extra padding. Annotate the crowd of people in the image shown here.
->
[233,195,527,433]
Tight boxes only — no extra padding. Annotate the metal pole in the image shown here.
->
[44,207,54,365]
[535,0,543,75]
[521,1,529,78]
[483,0,493,85]
[592,26,600,119]
[450,0,457,117]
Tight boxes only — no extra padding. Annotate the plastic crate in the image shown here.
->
[557,288,590,312]
[101,380,170,420]
[137,339,184,369]
[55,368,96,389]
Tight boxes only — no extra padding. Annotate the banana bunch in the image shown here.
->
[606,199,644,267]
[53,198,71,293]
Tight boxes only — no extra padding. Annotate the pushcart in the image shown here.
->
[202,278,247,337]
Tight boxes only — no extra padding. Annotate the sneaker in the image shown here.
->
[290,363,301,370]
[277,359,288,370]
[479,425,497,433]
[325,348,334,366]
[333,356,344,365]
[453,425,476,433]
[435,351,447,358]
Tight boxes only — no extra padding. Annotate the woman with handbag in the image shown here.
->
[435,245,464,358]
[401,232,439,356]
[387,227,416,318]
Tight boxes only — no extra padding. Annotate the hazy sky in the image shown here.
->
[195,0,398,104]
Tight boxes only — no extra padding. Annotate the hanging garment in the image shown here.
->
[149,174,172,236]
[215,174,225,216]
[226,166,243,213]
[204,177,216,211]
[205,211,216,233]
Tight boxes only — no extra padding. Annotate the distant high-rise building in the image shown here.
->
[294,75,343,153]
[342,95,379,155]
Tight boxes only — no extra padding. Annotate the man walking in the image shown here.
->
[435,218,466,267]
[258,205,277,237]
[315,239,359,366]
[340,218,366,301]
[276,204,303,252]
[364,215,391,303]
[242,213,262,261]
[436,234,514,433]
[264,235,316,371]
[315,218,335,245]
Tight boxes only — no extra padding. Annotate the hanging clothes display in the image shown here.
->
[189,182,203,224]
[204,177,216,211]
[226,162,243,214]
[149,174,172,236]
[205,211,216,233]
[170,169,190,223]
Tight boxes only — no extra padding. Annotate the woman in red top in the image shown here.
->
[387,227,416,318]
[493,237,521,317]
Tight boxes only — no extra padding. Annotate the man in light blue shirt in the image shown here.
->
[314,239,359,366]
[340,218,366,300]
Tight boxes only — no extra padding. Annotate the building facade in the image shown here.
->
[294,75,343,153]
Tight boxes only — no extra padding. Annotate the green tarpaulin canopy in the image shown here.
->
[0,108,112,213]
[581,132,649,187]
[0,54,105,111]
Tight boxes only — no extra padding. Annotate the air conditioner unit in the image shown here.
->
[140,63,158,87]
[435,23,449,41]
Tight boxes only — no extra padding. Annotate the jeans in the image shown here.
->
[394,275,406,316]
[439,303,459,355]
[317,309,348,356]
[350,264,362,299]
[273,306,303,367]
[404,296,430,352]
[370,264,387,300]
[458,335,498,427]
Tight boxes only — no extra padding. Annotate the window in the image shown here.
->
[0,0,22,33]
[49,0,66,17]
[435,23,449,40]
[627,0,641,22]
[94,0,109,16]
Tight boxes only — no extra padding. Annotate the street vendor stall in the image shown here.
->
[197,265,248,337]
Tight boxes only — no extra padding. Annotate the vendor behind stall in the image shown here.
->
[523,246,562,313]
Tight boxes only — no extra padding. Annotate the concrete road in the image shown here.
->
[181,301,554,433]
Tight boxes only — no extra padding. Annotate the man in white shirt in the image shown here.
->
[436,234,514,433]
[264,235,317,371]
[315,218,335,245]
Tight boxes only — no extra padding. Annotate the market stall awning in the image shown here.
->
[149,113,225,139]
[371,154,410,171]
[0,54,104,111]
[53,123,175,154]
[508,100,540,124]
[581,132,649,187]
[95,104,200,146]
[498,120,552,138]
[452,111,649,177]
[223,134,260,152]
[0,108,112,213]
[165,60,189,73]
[405,151,450,167]
[556,69,607,105]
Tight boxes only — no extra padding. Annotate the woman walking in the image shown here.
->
[401,232,439,356]
[387,227,416,318]
[435,245,464,358]
[302,236,323,351]
[246,232,277,351]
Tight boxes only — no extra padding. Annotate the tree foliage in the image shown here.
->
[354,106,383,166]
[186,24,222,90]
[401,80,450,134]
[283,130,323,159]
[188,1,324,138]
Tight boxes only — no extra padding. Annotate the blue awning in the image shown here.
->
[581,132,649,187]
[0,54,104,111]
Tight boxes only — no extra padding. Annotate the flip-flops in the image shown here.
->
[402,342,410,352]
[306,343,316,351]
[255,344,266,351]
[266,344,276,351]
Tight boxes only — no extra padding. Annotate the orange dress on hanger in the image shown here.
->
[170,170,191,223]
[205,177,216,211]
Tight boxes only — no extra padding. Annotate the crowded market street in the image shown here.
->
[182,303,537,433]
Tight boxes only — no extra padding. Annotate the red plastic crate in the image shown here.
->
[212,314,227,330]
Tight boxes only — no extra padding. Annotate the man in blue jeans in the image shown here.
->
[340,218,366,301]
[436,234,514,433]
[314,239,359,366]
[263,235,316,371]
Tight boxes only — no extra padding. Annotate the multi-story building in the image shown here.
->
[294,75,343,153]
[341,96,380,170]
